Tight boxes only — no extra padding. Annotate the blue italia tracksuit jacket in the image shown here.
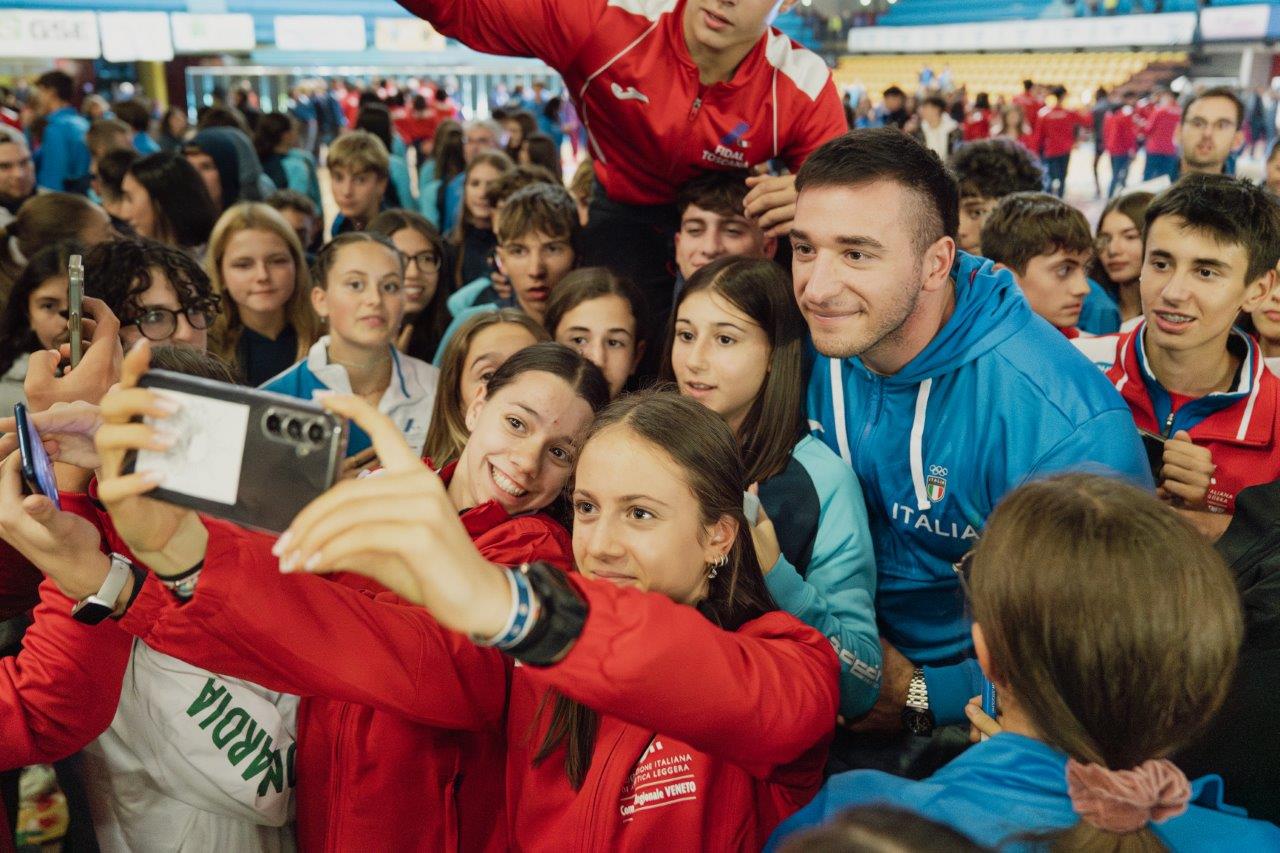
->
[768,733,1280,851]
[806,251,1151,725]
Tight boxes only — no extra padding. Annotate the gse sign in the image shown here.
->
[0,10,100,58]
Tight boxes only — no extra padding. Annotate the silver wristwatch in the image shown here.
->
[901,667,935,735]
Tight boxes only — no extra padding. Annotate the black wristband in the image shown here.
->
[505,562,588,667]
[111,560,148,620]
[159,558,204,582]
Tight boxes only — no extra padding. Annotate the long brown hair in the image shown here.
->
[533,390,778,788]
[422,309,550,467]
[661,256,806,485]
[366,208,451,358]
[205,202,320,368]
[971,474,1241,852]
[1089,190,1154,297]
[0,193,107,301]
[450,150,513,289]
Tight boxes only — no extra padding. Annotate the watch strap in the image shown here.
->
[505,562,588,667]
[71,553,133,625]
[905,667,930,712]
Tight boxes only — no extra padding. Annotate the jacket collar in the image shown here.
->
[433,460,521,536]
[306,335,411,407]
[1114,321,1276,445]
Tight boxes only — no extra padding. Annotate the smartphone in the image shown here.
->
[13,403,61,511]
[67,254,84,368]
[742,490,761,526]
[1139,429,1166,480]
[122,370,349,534]
[980,677,998,741]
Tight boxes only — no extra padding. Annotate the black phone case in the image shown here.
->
[123,370,348,535]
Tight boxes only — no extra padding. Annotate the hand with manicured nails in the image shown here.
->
[24,297,122,413]
[94,340,207,575]
[0,449,111,602]
[743,172,798,239]
[746,483,781,575]
[0,401,104,471]
[1157,430,1215,508]
[273,393,511,638]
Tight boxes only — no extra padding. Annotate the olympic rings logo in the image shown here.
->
[929,465,948,476]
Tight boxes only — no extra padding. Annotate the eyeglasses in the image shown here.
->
[398,250,441,271]
[125,302,219,341]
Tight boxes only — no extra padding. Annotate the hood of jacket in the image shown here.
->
[190,127,273,207]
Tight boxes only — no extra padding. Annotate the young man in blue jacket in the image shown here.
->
[31,70,90,195]
[790,128,1150,775]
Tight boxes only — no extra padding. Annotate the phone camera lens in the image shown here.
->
[285,418,303,440]
[307,422,326,444]
[265,412,282,435]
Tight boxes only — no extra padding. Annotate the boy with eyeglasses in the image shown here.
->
[84,236,219,351]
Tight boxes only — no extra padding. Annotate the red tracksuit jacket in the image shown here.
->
[1032,105,1089,159]
[1142,104,1181,156]
[121,519,838,851]
[1106,322,1280,514]
[1103,107,1139,156]
[0,492,135,853]
[116,473,575,852]
[399,0,847,206]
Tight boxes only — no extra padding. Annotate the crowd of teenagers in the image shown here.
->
[1,1,1279,851]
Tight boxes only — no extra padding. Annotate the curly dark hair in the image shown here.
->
[83,236,219,325]
[947,138,1045,201]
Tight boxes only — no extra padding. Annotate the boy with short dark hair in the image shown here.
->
[325,130,389,237]
[1089,174,1280,538]
[947,139,1044,256]
[673,169,776,292]
[436,182,579,362]
[980,192,1093,337]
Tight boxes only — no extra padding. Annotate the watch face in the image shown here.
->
[71,599,114,626]
[901,708,935,737]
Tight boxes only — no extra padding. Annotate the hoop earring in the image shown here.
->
[707,553,728,579]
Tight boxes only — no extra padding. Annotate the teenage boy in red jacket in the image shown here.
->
[1101,175,1280,539]
[395,0,847,337]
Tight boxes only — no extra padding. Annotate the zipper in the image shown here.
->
[580,727,627,851]
[1163,409,1176,437]
[853,374,883,463]
[687,94,704,122]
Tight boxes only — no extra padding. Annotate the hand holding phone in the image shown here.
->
[13,403,61,510]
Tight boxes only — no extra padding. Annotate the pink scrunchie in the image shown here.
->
[1066,758,1192,834]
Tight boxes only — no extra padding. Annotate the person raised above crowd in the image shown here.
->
[769,474,1280,851]
[397,0,847,342]
[1078,175,1280,542]
[665,254,881,719]
[980,192,1094,338]
[792,128,1149,776]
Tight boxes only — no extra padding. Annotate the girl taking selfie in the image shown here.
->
[63,358,837,850]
